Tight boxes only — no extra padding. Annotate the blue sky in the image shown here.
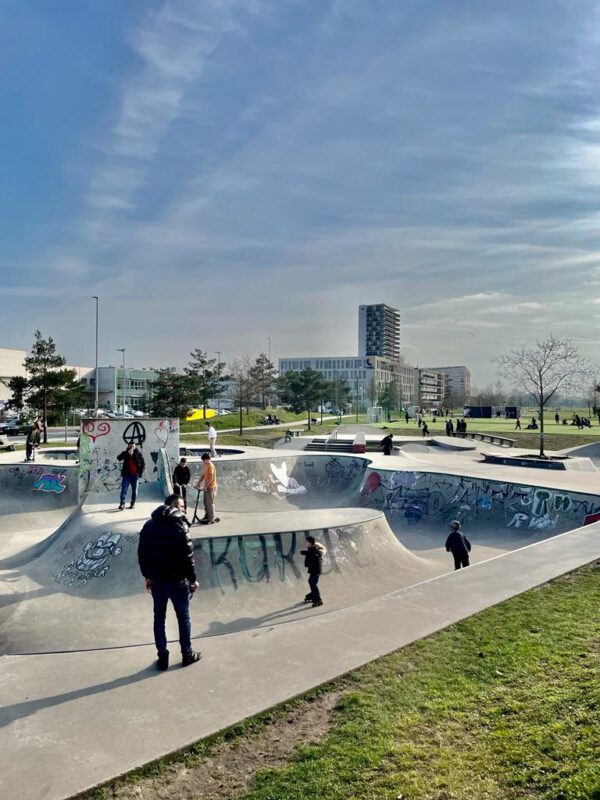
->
[2,0,600,385]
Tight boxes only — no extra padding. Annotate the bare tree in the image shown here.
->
[228,355,253,435]
[495,336,592,456]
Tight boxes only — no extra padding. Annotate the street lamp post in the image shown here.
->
[117,349,126,415]
[92,297,99,415]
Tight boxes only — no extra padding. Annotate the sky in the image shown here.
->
[2,0,600,386]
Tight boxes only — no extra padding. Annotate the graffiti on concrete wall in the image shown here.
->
[80,417,179,494]
[195,525,364,594]
[361,469,600,532]
[54,532,137,587]
[6,464,69,494]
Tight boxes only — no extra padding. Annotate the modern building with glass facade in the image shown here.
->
[81,366,157,411]
[358,304,400,359]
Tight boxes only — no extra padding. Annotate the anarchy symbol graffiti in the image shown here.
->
[123,421,146,447]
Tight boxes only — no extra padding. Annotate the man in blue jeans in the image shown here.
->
[117,442,145,510]
[138,494,201,670]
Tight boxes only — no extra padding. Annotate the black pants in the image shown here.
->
[174,483,188,508]
[453,554,470,570]
[308,573,321,601]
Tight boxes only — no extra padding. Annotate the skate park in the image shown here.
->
[1,418,599,800]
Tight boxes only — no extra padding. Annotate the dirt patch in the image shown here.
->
[86,689,345,800]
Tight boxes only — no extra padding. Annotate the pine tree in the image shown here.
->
[248,353,278,409]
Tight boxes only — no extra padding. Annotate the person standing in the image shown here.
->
[197,452,218,524]
[515,417,521,430]
[206,421,217,457]
[422,422,429,437]
[173,457,191,511]
[117,442,145,510]
[25,419,42,462]
[138,494,201,670]
[445,520,472,570]
[554,412,560,424]
[301,535,326,607]
[381,432,394,455]
[404,410,409,424]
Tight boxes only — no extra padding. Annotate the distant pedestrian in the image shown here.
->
[445,520,471,570]
[515,417,521,430]
[555,412,560,425]
[25,419,42,462]
[172,457,191,511]
[197,452,218,524]
[422,422,429,437]
[138,493,200,670]
[117,442,145,510]
[206,422,217,457]
[381,433,394,455]
[301,535,326,607]
[405,411,409,424]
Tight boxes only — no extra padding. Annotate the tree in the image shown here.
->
[149,368,195,418]
[328,377,352,419]
[7,376,28,414]
[24,331,79,442]
[248,353,278,409]
[495,336,592,456]
[277,368,328,431]
[228,356,253,435]
[184,350,224,415]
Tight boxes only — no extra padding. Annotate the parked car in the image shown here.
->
[0,419,32,436]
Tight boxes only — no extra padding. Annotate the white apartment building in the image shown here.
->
[424,365,471,401]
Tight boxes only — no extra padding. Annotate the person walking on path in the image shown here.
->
[138,494,200,670]
[173,457,191,511]
[422,422,429,437]
[117,442,145,510]
[197,452,218,524]
[445,520,471,570]
[25,419,42,462]
[206,421,217,457]
[301,535,327,607]
[515,417,521,430]
[381,432,394,455]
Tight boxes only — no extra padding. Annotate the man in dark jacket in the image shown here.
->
[117,442,145,510]
[300,535,326,607]
[172,457,191,511]
[445,520,471,570]
[138,494,201,670]
[381,433,394,456]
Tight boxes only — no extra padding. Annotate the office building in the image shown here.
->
[424,365,471,402]
[358,304,400,359]
[81,366,157,411]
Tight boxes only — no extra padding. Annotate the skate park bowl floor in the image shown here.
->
[2,451,599,657]
[2,449,600,800]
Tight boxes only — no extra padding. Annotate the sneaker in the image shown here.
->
[182,651,202,667]
[118,504,125,511]
[157,653,169,671]
[312,599,323,608]
[129,503,135,509]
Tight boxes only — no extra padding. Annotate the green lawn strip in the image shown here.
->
[241,565,600,800]
[180,409,308,434]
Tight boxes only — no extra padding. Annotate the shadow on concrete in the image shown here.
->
[0,664,158,730]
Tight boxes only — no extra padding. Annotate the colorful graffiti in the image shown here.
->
[361,469,600,532]
[32,471,67,494]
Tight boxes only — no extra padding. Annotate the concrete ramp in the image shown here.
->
[0,484,438,655]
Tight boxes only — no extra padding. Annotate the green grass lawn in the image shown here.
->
[180,408,310,434]
[87,563,600,800]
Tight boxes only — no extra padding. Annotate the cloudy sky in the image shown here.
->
[2,0,600,385]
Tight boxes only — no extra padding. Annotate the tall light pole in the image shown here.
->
[117,348,126,415]
[267,336,271,362]
[92,296,99,415]
[215,351,222,414]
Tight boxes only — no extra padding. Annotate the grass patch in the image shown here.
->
[80,563,600,800]
[180,408,309,434]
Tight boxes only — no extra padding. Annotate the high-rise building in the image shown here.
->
[358,304,400,359]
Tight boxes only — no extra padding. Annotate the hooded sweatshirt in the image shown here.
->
[138,505,196,583]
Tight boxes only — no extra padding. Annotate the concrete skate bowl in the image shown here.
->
[1,453,599,657]
[0,463,79,562]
